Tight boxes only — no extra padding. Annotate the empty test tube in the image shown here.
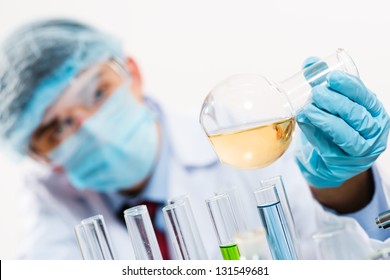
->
[206,194,240,260]
[74,214,115,260]
[163,196,208,259]
[254,185,298,260]
[124,205,163,260]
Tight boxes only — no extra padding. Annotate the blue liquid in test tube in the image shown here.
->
[254,186,298,260]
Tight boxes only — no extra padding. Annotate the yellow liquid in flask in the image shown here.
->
[208,117,295,169]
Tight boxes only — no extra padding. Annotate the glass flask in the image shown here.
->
[199,49,359,169]
[312,221,368,260]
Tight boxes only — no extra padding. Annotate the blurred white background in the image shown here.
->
[0,0,389,259]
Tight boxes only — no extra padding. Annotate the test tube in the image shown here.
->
[254,185,298,260]
[216,187,248,232]
[123,205,163,260]
[163,196,208,260]
[206,194,240,260]
[218,187,271,260]
[167,195,208,259]
[74,214,115,260]
[260,176,302,258]
[233,228,271,260]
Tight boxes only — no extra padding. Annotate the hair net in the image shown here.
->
[0,19,124,154]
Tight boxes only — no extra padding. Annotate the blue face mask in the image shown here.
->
[50,85,159,192]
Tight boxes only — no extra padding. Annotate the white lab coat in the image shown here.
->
[16,107,390,260]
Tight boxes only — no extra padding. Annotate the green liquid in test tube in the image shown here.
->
[220,243,240,260]
[206,193,241,260]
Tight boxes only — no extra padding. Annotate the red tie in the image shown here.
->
[142,201,170,260]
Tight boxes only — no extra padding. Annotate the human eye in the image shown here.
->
[92,85,109,106]
[54,117,74,139]
[94,88,105,102]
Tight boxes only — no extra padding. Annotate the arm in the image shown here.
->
[310,165,390,241]
[18,171,83,259]
[310,169,374,214]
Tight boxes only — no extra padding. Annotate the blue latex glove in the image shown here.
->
[295,58,390,188]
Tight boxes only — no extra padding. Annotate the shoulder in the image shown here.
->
[21,158,79,198]
[20,158,99,217]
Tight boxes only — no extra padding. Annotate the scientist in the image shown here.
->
[0,19,389,259]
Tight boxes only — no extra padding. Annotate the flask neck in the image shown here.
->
[278,49,359,115]
[278,77,313,115]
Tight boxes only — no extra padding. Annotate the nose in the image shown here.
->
[71,106,94,128]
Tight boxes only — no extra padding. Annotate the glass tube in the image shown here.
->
[233,228,271,260]
[206,194,240,260]
[163,197,208,260]
[216,187,248,232]
[74,214,115,260]
[123,205,163,260]
[368,247,390,260]
[167,195,208,259]
[254,185,298,260]
[278,48,359,114]
[218,187,271,260]
[312,223,352,259]
[312,220,369,260]
[260,176,301,258]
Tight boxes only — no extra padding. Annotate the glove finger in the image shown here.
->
[296,113,344,157]
[327,71,383,117]
[302,56,320,69]
[296,118,369,187]
[301,57,329,88]
[311,85,380,139]
[300,103,370,155]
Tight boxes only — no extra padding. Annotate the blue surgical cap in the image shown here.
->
[0,19,124,154]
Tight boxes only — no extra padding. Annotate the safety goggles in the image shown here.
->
[29,59,130,161]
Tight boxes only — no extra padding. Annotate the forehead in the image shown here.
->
[41,61,123,123]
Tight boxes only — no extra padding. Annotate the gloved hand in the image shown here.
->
[295,58,390,188]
